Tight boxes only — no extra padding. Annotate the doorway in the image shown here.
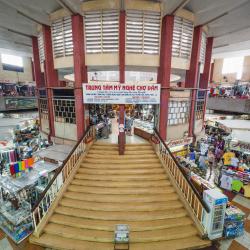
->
[89,104,158,144]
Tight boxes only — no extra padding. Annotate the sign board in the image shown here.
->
[167,137,193,148]
[82,83,160,104]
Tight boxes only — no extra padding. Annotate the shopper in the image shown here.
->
[207,148,215,179]
[188,148,196,162]
[102,115,109,139]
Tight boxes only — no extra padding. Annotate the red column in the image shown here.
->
[200,37,214,123]
[43,25,58,87]
[210,62,214,83]
[200,37,214,89]
[157,15,174,141]
[31,36,42,88]
[72,14,87,140]
[118,10,126,155]
[185,26,203,137]
[42,25,58,138]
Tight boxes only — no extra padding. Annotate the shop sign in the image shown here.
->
[82,83,160,104]
[167,137,193,148]
[230,141,250,153]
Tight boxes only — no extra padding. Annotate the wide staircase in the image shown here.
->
[30,142,211,250]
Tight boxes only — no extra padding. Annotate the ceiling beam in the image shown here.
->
[215,24,250,38]
[170,0,191,15]
[0,26,33,38]
[199,12,228,27]
[55,0,75,15]
[0,0,50,26]
[17,10,48,26]
[198,0,250,27]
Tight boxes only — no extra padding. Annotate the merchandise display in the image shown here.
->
[0,160,60,243]
[223,206,245,238]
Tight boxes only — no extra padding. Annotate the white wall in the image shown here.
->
[0,54,33,82]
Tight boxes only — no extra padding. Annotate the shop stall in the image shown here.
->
[0,159,61,243]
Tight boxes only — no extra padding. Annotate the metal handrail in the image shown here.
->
[31,126,92,213]
[153,128,210,213]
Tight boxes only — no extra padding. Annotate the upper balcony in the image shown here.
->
[37,0,207,74]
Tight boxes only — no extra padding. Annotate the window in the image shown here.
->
[172,16,194,59]
[168,100,190,125]
[1,54,24,72]
[51,16,73,58]
[222,57,244,79]
[126,10,161,54]
[85,10,119,53]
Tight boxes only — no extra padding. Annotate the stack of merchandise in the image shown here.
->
[223,206,245,238]
[9,158,34,178]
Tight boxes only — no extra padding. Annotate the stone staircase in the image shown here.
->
[30,142,211,250]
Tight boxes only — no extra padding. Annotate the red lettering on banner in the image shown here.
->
[148,85,158,91]
[137,86,146,90]
[86,85,101,90]
[122,85,135,91]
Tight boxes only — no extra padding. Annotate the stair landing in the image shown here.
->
[30,142,211,250]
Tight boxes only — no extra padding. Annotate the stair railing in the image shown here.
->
[152,128,209,237]
[31,126,95,232]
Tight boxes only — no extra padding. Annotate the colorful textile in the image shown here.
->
[14,163,19,173]
[223,152,235,165]
[231,179,244,192]
[243,185,250,198]
[18,161,22,171]
[21,161,25,170]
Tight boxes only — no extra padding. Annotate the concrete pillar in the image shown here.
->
[185,26,203,137]
[72,14,87,140]
[118,10,126,155]
[157,15,174,141]
[31,36,42,88]
[42,25,58,139]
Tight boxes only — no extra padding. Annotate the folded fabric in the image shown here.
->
[243,185,250,198]
[14,163,19,173]
[10,165,15,175]
[24,159,28,168]
[21,161,26,171]
[18,161,22,172]
[231,179,244,192]
[27,158,34,167]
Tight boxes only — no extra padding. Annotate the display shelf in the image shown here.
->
[133,119,154,134]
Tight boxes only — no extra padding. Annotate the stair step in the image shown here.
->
[74,173,167,181]
[59,198,183,212]
[80,163,162,169]
[86,154,158,159]
[67,184,173,195]
[91,145,153,151]
[44,223,198,243]
[50,214,193,231]
[78,167,165,175]
[30,233,211,250]
[63,192,179,203]
[88,150,155,155]
[71,179,170,188]
[55,206,188,221]
[83,158,160,164]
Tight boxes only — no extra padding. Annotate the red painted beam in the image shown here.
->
[210,62,214,83]
[72,14,87,140]
[119,10,126,155]
[200,37,214,89]
[158,15,174,141]
[185,26,203,137]
[42,25,58,87]
[31,36,42,88]
[185,26,203,89]
[42,25,58,139]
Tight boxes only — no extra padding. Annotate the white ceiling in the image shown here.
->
[0,0,250,58]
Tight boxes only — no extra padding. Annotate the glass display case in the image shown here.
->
[0,200,33,243]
